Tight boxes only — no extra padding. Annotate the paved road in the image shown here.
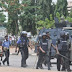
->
[1,54,57,70]
[0,48,72,71]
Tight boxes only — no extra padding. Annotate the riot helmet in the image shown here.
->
[60,31,65,39]
[65,32,69,40]
[20,31,27,37]
[42,33,46,39]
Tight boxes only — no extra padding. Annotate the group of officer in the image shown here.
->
[36,30,71,71]
[36,31,58,70]
[1,30,72,71]
[1,31,29,67]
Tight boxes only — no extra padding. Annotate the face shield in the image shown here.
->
[21,31,27,37]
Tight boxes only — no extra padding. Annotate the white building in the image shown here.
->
[0,27,7,37]
[67,0,72,13]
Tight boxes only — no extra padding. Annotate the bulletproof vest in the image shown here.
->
[40,39,48,52]
[58,39,69,51]
[19,37,27,48]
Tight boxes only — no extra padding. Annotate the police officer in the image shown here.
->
[36,34,44,69]
[46,31,52,67]
[2,35,11,66]
[62,32,71,71]
[36,33,50,69]
[15,31,29,67]
[36,33,58,70]
[37,35,42,55]
[56,31,71,71]
[45,31,59,67]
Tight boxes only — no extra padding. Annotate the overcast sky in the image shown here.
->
[52,0,72,3]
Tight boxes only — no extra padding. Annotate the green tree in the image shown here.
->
[19,0,37,35]
[37,14,55,30]
[56,12,61,22]
[70,9,72,17]
[55,0,68,17]
[66,16,72,23]
[0,13,6,24]
[0,0,20,35]
[37,0,52,19]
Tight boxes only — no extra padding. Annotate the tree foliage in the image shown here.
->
[55,0,68,17]
[0,12,6,24]
[0,0,20,35]
[37,14,55,30]
[0,0,71,35]
[37,0,53,19]
[19,0,37,35]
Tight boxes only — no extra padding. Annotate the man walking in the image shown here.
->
[2,35,11,66]
[15,31,29,67]
[36,33,58,70]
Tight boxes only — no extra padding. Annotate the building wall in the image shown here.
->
[67,1,72,13]
[0,27,7,37]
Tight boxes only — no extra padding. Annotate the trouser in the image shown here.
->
[57,51,62,71]
[20,48,29,67]
[57,51,70,71]
[61,51,70,71]
[36,52,50,70]
[3,50,10,65]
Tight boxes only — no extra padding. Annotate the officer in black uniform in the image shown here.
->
[37,35,42,55]
[36,33,50,70]
[15,31,29,67]
[46,31,52,67]
[56,31,71,71]
[37,35,44,69]
[36,33,58,70]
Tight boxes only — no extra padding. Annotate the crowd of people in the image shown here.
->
[0,30,72,71]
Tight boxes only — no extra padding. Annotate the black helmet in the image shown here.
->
[42,33,46,37]
[65,32,69,40]
[20,31,27,37]
[60,31,65,38]
[22,31,27,35]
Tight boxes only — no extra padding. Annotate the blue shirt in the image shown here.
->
[17,37,29,46]
[17,38,25,44]
[2,40,11,49]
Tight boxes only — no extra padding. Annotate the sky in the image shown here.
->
[52,0,72,3]
[52,0,57,3]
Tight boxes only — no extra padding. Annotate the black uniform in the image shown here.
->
[36,38,51,70]
[56,38,71,71]
[17,36,29,67]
